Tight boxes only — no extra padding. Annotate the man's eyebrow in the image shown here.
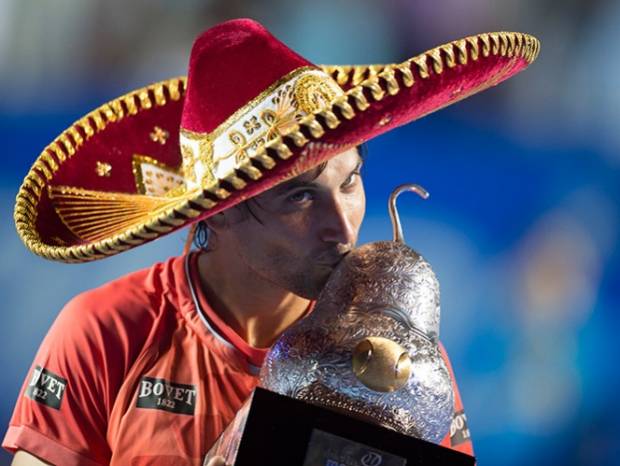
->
[273,156,364,195]
[272,178,318,195]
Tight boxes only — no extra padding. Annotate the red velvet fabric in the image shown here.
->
[181,18,314,133]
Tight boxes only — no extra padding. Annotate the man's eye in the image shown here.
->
[343,171,360,188]
[287,190,313,203]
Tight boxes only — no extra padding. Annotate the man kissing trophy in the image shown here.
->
[206,185,473,465]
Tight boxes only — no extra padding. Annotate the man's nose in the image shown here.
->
[319,195,356,246]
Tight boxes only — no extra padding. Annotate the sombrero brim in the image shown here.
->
[15,31,539,262]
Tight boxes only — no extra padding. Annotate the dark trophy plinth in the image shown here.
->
[204,387,475,466]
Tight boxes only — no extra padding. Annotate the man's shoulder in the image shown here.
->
[56,254,189,337]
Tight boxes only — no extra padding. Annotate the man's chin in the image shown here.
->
[298,267,336,300]
[280,260,342,300]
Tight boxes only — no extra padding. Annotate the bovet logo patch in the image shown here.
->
[136,376,197,415]
[25,366,67,410]
[450,409,471,446]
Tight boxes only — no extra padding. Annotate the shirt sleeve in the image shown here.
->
[2,287,147,466]
[438,341,475,457]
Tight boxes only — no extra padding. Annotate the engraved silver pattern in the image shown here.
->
[260,240,453,443]
[260,185,454,443]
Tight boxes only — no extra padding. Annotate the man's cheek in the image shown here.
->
[349,203,366,241]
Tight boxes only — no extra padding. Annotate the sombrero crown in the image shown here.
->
[14,18,540,262]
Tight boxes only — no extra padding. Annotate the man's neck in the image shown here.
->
[196,249,310,348]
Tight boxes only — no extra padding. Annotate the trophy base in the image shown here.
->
[204,387,475,466]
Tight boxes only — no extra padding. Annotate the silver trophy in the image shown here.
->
[205,184,462,466]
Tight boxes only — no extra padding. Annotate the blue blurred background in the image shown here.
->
[1,0,619,464]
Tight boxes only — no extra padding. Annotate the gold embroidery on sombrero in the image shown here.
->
[242,116,261,134]
[229,131,250,165]
[96,161,112,177]
[49,154,186,242]
[294,73,340,113]
[48,185,186,242]
[149,126,169,145]
[206,66,314,141]
[131,154,184,196]
[180,130,214,186]
[179,67,344,189]
[226,84,310,166]
[262,85,301,141]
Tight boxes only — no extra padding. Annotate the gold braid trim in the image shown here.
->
[14,31,539,262]
[319,31,539,87]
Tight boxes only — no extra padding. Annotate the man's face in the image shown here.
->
[217,147,366,299]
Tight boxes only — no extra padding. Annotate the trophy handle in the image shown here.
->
[388,184,429,243]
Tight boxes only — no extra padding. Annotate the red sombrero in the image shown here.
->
[14,18,540,263]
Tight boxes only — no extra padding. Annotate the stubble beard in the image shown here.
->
[252,250,334,300]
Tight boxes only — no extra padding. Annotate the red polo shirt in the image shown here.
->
[3,253,473,465]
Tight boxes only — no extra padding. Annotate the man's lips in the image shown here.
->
[315,252,350,268]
